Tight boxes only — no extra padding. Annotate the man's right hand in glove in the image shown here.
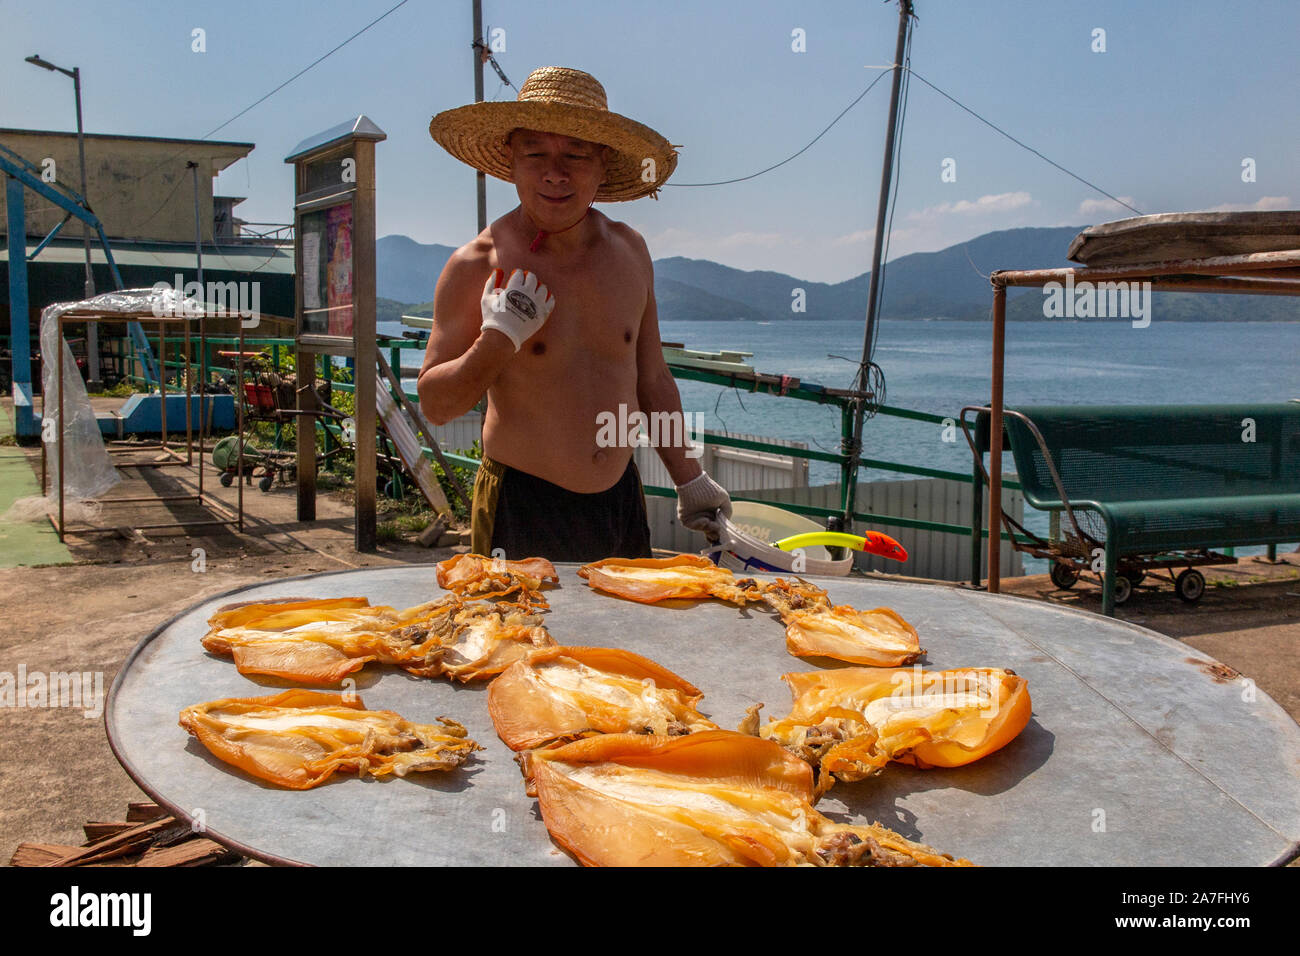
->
[480,268,556,351]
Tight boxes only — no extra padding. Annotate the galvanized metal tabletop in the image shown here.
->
[106,565,1300,866]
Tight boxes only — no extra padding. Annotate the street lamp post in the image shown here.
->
[26,54,100,387]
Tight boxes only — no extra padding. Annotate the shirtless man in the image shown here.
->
[423,66,731,562]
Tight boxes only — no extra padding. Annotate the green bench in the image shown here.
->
[964,402,1300,615]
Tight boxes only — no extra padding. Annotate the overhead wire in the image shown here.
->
[666,68,894,187]
[858,21,914,415]
[904,66,1144,216]
[122,0,414,189]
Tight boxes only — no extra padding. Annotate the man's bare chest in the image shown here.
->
[490,248,646,360]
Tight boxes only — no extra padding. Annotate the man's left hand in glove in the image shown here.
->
[675,471,732,540]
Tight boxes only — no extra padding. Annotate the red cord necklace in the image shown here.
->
[528,203,593,253]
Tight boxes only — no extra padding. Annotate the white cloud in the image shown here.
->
[831,229,874,245]
[1077,196,1139,218]
[716,231,788,248]
[1203,196,1292,212]
[909,191,1035,220]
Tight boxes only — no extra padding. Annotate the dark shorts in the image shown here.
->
[470,454,653,563]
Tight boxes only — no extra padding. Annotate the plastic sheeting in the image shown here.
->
[32,288,200,510]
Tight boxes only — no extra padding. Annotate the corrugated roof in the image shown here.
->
[1,239,293,274]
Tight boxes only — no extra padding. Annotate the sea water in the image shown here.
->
[662,317,1300,566]
[393,318,1300,564]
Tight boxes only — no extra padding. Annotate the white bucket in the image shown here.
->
[705,501,853,577]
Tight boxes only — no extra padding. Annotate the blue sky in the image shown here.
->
[5,0,1297,282]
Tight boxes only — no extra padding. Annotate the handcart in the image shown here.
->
[216,355,351,492]
[961,403,1300,613]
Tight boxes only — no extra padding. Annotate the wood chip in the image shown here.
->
[10,843,82,867]
[127,802,168,822]
[18,801,246,868]
[137,839,237,868]
[83,822,134,843]
[45,817,174,867]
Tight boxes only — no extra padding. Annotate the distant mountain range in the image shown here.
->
[377,226,1299,324]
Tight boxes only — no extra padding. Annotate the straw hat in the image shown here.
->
[429,66,678,202]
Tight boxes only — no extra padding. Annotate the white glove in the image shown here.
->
[676,471,732,539]
[480,268,555,351]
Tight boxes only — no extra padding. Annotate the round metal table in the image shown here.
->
[107,565,1300,866]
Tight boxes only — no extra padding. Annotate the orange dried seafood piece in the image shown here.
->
[436,553,558,608]
[202,596,462,684]
[761,578,922,666]
[758,666,1032,789]
[204,595,553,684]
[524,731,971,867]
[488,645,718,750]
[178,689,479,790]
[206,596,374,631]
[435,601,555,682]
[578,554,759,605]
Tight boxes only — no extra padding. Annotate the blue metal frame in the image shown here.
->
[5,176,33,435]
[2,144,159,437]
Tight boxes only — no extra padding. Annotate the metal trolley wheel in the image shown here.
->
[1049,562,1079,590]
[1176,568,1206,603]
[1111,574,1133,606]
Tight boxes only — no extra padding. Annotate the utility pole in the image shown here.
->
[71,65,100,388]
[187,161,204,292]
[844,0,914,531]
[472,0,487,232]
[27,54,100,385]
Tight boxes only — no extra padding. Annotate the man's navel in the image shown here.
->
[592,448,607,465]
[623,330,632,343]
[531,340,546,355]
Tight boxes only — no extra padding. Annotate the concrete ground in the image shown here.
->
[1,411,1297,865]
[0,427,464,863]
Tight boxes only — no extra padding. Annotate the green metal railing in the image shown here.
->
[106,333,1027,543]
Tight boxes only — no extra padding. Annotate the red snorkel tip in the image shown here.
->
[863,531,908,562]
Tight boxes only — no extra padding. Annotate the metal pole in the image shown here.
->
[58,316,65,539]
[845,0,913,529]
[184,318,192,464]
[988,285,1007,593]
[473,0,487,232]
[158,322,167,447]
[187,161,204,291]
[73,66,100,389]
[353,140,379,552]
[237,323,245,532]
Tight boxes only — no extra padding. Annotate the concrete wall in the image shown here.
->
[0,130,250,243]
